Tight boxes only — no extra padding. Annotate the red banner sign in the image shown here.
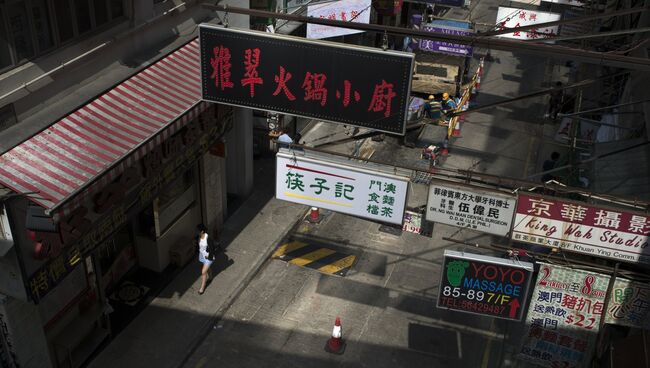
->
[512,194,650,265]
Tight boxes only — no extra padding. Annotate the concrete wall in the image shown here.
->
[0,295,52,368]
[200,151,227,236]
[226,107,255,198]
[0,0,212,153]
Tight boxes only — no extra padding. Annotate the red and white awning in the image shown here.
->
[0,38,209,219]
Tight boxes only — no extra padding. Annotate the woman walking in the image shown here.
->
[197,224,212,295]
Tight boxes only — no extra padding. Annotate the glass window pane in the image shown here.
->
[0,10,14,69]
[93,0,109,26]
[7,2,35,61]
[75,0,91,34]
[53,0,74,42]
[31,0,54,52]
[110,0,123,19]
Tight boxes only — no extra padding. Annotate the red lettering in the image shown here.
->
[367,80,396,118]
[335,80,361,107]
[302,72,328,106]
[210,45,234,91]
[511,270,525,285]
[241,48,263,97]
[272,66,296,101]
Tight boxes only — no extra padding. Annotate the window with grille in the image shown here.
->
[0,0,127,73]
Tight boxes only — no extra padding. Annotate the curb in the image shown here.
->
[174,203,308,367]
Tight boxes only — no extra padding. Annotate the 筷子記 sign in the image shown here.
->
[512,193,650,265]
[199,25,414,134]
[276,151,409,225]
[519,263,609,368]
[437,250,534,321]
[426,181,516,236]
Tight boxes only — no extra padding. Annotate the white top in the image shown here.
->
[199,233,209,258]
[277,133,293,144]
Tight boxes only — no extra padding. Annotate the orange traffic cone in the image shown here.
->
[326,316,345,354]
[308,207,321,223]
[452,119,462,137]
[441,138,449,156]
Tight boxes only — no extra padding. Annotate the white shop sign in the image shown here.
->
[307,0,371,39]
[426,182,516,236]
[512,194,650,265]
[495,7,561,40]
[276,152,409,225]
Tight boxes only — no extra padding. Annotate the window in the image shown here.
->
[6,2,35,61]
[74,0,92,34]
[110,0,123,19]
[0,0,128,73]
[93,0,109,26]
[31,0,54,51]
[0,9,13,70]
[53,0,74,42]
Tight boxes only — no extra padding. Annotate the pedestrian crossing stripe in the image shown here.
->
[272,241,357,276]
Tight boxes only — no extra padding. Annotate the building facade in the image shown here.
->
[0,1,252,367]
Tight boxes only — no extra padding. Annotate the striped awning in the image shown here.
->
[0,38,209,219]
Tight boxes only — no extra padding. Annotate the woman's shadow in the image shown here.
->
[206,249,235,288]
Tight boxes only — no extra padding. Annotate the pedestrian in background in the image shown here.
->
[276,129,293,150]
[546,81,564,120]
[541,152,561,182]
[196,224,212,295]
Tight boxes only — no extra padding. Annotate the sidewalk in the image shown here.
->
[88,173,308,368]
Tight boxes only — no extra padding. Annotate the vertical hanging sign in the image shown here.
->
[518,263,609,368]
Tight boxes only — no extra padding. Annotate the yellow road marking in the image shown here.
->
[284,192,354,207]
[194,356,207,368]
[272,241,308,259]
[289,248,336,267]
[318,255,356,274]
[481,319,496,368]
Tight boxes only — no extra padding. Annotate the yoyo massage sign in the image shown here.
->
[437,250,534,321]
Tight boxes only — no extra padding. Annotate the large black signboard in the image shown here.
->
[199,25,414,135]
[437,250,534,321]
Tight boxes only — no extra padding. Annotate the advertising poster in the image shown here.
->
[604,278,650,330]
[419,20,474,57]
[437,250,534,321]
[200,25,414,135]
[519,263,609,368]
[307,0,371,39]
[403,210,422,234]
[426,182,516,236]
[512,193,650,265]
[495,7,560,40]
[276,152,409,225]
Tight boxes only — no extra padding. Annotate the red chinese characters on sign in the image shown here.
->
[336,80,361,107]
[241,48,263,97]
[214,49,400,115]
[272,66,296,101]
[210,45,234,91]
[302,72,328,106]
[368,80,397,118]
[512,194,650,265]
